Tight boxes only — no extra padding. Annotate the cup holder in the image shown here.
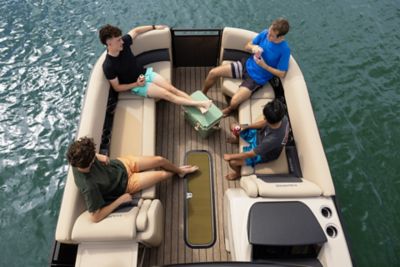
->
[326,225,338,238]
[321,206,332,218]
[101,137,111,146]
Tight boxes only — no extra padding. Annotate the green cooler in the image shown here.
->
[183,91,223,138]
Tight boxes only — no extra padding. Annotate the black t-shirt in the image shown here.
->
[254,116,289,162]
[102,34,146,86]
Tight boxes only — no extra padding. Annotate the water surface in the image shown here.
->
[0,0,399,266]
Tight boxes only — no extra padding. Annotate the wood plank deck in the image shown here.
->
[141,67,240,266]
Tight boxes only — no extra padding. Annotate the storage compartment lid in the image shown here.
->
[247,202,327,246]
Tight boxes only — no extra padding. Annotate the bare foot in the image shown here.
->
[225,172,240,180]
[199,100,212,114]
[222,106,233,117]
[178,165,199,178]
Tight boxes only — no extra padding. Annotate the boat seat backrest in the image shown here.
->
[55,52,110,243]
[282,56,335,196]
[219,27,256,63]
[131,28,172,80]
[131,27,172,59]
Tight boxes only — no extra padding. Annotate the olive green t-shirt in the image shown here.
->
[72,159,128,212]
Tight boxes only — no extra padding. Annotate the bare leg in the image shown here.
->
[147,83,212,110]
[135,170,174,192]
[135,156,198,177]
[225,159,244,180]
[222,86,252,116]
[202,64,232,95]
[151,73,191,100]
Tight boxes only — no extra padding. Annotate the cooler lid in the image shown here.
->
[184,90,223,127]
[247,201,327,246]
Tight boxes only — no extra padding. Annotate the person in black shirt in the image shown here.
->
[223,99,289,180]
[99,24,212,113]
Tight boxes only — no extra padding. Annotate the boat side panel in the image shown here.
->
[283,56,336,196]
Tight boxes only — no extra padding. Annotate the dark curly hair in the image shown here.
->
[99,24,122,45]
[271,18,290,37]
[67,137,96,168]
[263,99,286,124]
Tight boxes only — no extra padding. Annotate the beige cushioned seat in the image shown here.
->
[56,28,172,247]
[239,56,336,198]
[240,174,322,198]
[72,199,164,247]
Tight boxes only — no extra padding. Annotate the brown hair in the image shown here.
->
[271,18,290,37]
[99,24,122,45]
[67,137,96,168]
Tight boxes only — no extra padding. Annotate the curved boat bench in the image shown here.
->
[221,28,352,267]
[218,27,335,198]
[55,28,172,267]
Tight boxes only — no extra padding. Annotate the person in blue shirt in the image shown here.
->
[202,18,290,116]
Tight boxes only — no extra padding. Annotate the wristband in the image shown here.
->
[152,25,156,30]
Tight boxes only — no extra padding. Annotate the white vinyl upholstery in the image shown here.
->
[219,27,256,62]
[56,29,172,247]
[282,57,335,196]
[240,175,322,198]
[220,27,334,197]
[237,55,336,198]
[71,199,163,246]
[72,207,140,242]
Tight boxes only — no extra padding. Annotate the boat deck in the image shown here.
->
[140,67,239,266]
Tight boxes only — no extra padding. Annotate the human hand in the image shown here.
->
[252,45,263,55]
[223,154,232,161]
[254,55,266,66]
[137,74,146,86]
[155,25,168,30]
[97,154,110,165]
[240,124,248,132]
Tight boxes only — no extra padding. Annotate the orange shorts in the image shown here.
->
[117,156,141,193]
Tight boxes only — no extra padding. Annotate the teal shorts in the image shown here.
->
[131,67,155,97]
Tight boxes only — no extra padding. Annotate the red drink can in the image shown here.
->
[232,125,241,136]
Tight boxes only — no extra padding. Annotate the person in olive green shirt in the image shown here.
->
[67,137,198,223]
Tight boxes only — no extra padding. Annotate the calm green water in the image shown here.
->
[0,0,399,266]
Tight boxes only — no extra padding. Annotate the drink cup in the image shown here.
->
[253,47,263,60]
[232,125,241,136]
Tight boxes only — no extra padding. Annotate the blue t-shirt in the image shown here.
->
[245,30,290,85]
